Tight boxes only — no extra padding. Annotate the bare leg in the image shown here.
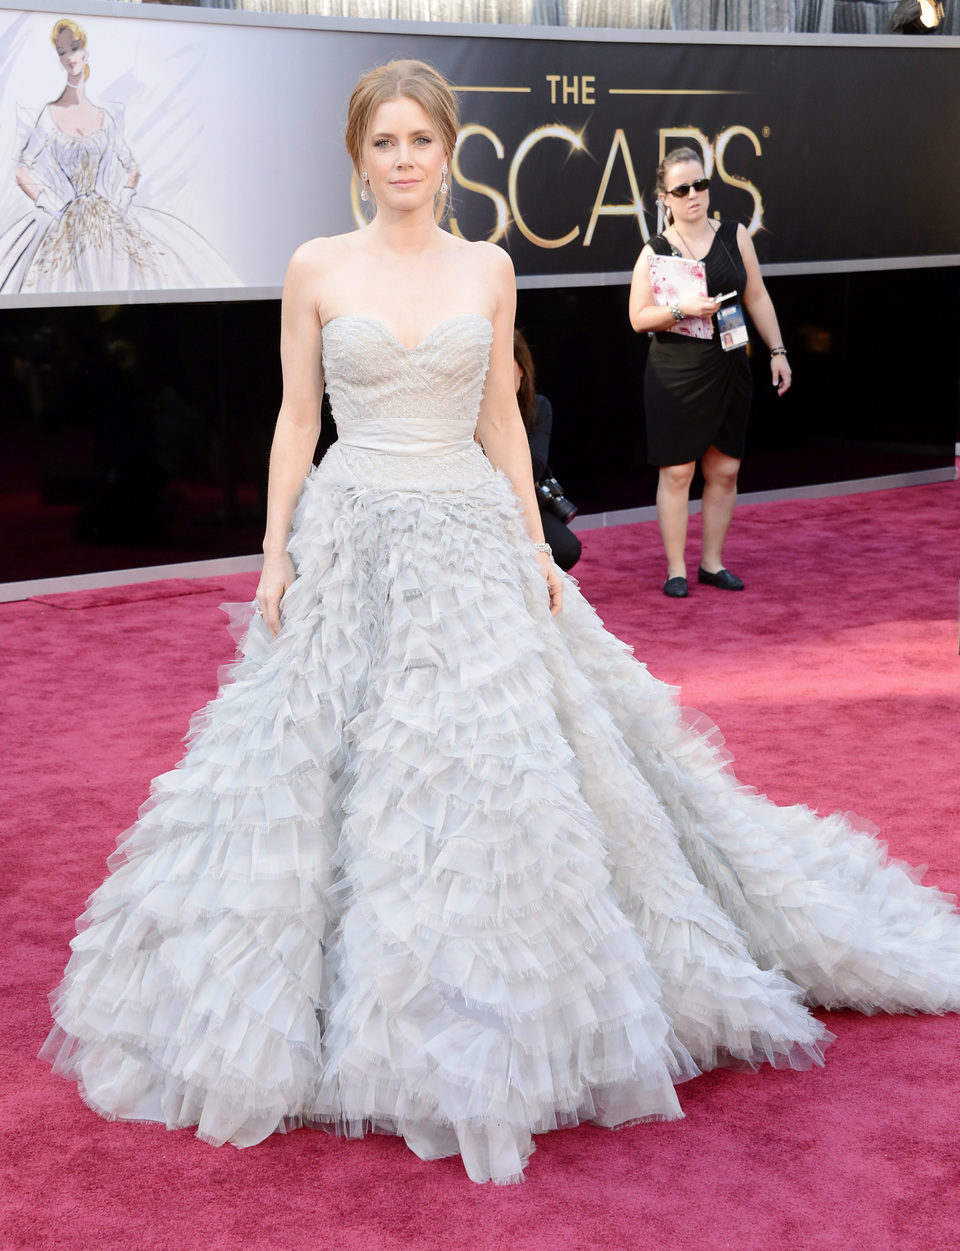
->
[700,445,741,573]
[656,462,697,578]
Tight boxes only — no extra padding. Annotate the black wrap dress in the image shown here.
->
[644,221,752,467]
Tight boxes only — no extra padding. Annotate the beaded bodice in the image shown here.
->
[318,314,495,490]
[50,128,110,195]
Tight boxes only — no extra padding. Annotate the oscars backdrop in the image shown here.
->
[0,0,958,305]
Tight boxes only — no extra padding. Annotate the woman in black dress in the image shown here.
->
[629,148,791,598]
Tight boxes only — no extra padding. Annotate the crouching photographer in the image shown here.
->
[514,329,582,572]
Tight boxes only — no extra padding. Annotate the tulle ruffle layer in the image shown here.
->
[43,458,960,1183]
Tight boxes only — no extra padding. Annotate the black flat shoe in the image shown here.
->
[697,567,744,591]
[663,576,688,598]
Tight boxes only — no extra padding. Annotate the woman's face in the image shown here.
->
[364,96,447,212]
[660,160,709,225]
[55,30,87,81]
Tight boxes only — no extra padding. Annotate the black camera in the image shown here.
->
[535,475,578,524]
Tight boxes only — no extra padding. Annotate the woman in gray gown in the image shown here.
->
[42,60,960,1186]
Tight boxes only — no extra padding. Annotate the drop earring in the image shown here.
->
[440,163,448,197]
[359,172,369,203]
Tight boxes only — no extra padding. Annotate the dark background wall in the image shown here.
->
[2,265,957,585]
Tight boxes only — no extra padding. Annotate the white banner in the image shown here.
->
[0,3,372,303]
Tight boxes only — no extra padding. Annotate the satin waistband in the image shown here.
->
[315,440,495,492]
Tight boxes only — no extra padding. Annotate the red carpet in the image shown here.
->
[3,481,959,1250]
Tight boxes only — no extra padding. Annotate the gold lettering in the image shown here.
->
[508,125,582,249]
[715,126,763,234]
[545,75,595,106]
[449,125,510,244]
[350,173,366,229]
[658,127,715,177]
[583,128,649,248]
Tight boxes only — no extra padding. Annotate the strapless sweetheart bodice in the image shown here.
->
[317,313,495,491]
[322,314,493,454]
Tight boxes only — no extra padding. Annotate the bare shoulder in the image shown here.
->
[464,236,514,279]
[454,238,515,304]
[284,234,364,320]
[735,222,759,261]
[735,221,755,249]
[287,232,357,276]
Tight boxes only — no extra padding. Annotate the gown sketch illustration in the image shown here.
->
[42,315,960,1184]
[0,102,238,293]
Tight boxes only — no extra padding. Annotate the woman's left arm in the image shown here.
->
[108,111,141,193]
[475,243,563,616]
[738,224,792,397]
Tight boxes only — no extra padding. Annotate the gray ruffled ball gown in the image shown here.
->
[41,314,960,1184]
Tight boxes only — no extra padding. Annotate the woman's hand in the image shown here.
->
[771,353,792,396]
[681,295,722,320]
[256,550,296,637]
[537,548,563,616]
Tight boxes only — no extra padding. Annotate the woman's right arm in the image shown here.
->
[16,111,52,206]
[628,243,720,333]
[15,165,40,202]
[256,244,325,636]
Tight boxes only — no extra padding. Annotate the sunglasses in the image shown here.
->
[666,178,710,197]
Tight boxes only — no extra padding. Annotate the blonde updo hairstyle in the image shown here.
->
[656,146,704,227]
[51,18,89,83]
[345,59,458,221]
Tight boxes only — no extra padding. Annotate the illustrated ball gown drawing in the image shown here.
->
[0,100,239,294]
[41,314,960,1184]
